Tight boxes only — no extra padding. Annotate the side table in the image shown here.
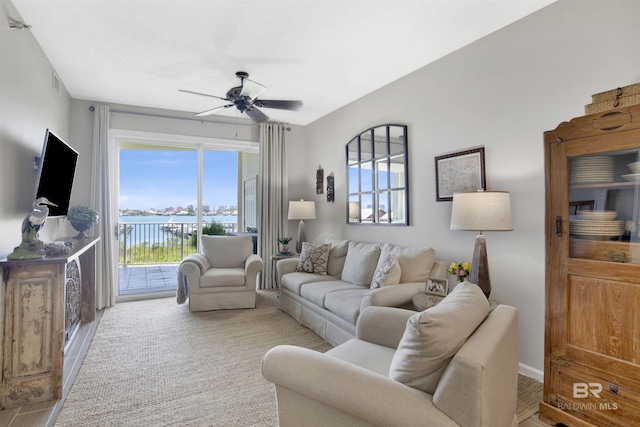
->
[412,293,499,311]
[412,293,445,311]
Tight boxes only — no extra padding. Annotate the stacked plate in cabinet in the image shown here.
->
[570,156,614,183]
[570,210,624,239]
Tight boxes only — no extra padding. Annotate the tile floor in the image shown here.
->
[118,264,179,295]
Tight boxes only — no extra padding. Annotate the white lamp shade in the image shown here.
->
[450,191,512,232]
[288,200,316,220]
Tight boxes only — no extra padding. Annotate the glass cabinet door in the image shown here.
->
[569,149,640,264]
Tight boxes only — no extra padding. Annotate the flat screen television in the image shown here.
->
[34,129,79,217]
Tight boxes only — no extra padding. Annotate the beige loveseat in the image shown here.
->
[263,282,519,427]
[276,238,447,346]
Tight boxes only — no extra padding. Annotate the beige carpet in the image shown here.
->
[56,291,542,426]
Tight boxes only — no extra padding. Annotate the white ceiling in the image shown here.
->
[11,0,556,126]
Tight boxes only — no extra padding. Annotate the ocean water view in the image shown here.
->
[118,215,239,248]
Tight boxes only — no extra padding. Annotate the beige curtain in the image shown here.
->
[257,122,288,289]
[90,105,116,309]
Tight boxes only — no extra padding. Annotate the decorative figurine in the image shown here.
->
[7,197,57,259]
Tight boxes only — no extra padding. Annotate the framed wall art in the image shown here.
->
[435,146,486,202]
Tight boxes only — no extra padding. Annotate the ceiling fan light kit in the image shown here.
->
[180,71,303,123]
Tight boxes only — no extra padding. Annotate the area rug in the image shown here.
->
[516,373,544,423]
[56,292,542,426]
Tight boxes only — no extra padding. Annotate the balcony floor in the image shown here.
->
[118,264,179,295]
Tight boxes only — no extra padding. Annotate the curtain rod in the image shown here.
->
[89,105,291,130]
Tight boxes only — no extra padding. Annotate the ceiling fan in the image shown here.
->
[179,71,303,123]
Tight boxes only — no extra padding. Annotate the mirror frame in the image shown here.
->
[346,124,409,225]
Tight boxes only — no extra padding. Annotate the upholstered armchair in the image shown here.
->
[262,283,519,427]
[179,235,263,311]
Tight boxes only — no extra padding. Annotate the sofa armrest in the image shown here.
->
[361,282,425,311]
[261,345,458,427]
[275,257,299,287]
[356,306,414,349]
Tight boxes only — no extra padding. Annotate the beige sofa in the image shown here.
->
[276,238,447,346]
[263,283,520,427]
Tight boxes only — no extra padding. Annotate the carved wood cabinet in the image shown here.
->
[541,106,640,426]
[0,237,98,409]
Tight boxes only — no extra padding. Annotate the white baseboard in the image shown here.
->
[519,362,544,382]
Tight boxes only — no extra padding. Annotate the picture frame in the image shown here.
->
[435,147,486,202]
[426,278,448,297]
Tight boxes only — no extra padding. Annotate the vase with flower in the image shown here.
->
[448,261,471,283]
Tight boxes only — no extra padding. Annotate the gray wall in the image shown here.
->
[301,0,640,376]
[0,0,74,258]
[3,0,640,378]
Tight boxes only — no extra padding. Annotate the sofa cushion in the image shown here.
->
[296,242,331,275]
[201,235,252,268]
[324,288,370,324]
[325,238,350,277]
[281,272,338,295]
[299,281,363,308]
[200,268,246,288]
[341,242,381,286]
[382,244,436,284]
[370,254,401,289]
[389,282,490,394]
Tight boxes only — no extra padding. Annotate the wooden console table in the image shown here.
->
[0,236,99,409]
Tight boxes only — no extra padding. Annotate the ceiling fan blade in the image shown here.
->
[254,99,303,111]
[240,79,266,101]
[179,89,229,101]
[244,106,269,123]
[196,104,234,117]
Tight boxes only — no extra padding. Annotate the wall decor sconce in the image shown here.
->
[327,173,334,202]
[316,166,324,194]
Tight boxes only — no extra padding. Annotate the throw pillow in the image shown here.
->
[370,254,401,289]
[340,242,382,286]
[381,243,436,284]
[389,282,490,394]
[324,237,350,277]
[200,235,252,268]
[296,242,331,275]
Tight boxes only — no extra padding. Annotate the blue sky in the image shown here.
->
[119,149,238,210]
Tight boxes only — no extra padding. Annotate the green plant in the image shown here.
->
[277,237,292,244]
[190,222,226,247]
[67,205,99,229]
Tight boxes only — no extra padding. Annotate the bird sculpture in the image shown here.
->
[22,197,57,241]
[8,197,57,260]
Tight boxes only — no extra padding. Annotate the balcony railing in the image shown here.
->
[119,221,237,266]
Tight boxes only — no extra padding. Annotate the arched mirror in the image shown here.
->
[346,124,409,225]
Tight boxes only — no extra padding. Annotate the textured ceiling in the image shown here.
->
[11,0,556,126]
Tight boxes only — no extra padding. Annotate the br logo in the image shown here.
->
[573,383,602,399]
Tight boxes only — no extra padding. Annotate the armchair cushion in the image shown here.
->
[389,282,490,394]
[200,268,246,288]
[201,235,252,268]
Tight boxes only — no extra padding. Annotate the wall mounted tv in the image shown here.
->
[35,129,79,217]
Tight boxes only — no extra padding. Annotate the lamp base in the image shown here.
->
[469,234,491,299]
[296,220,307,254]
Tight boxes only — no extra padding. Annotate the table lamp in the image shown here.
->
[450,191,512,298]
[288,200,316,253]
